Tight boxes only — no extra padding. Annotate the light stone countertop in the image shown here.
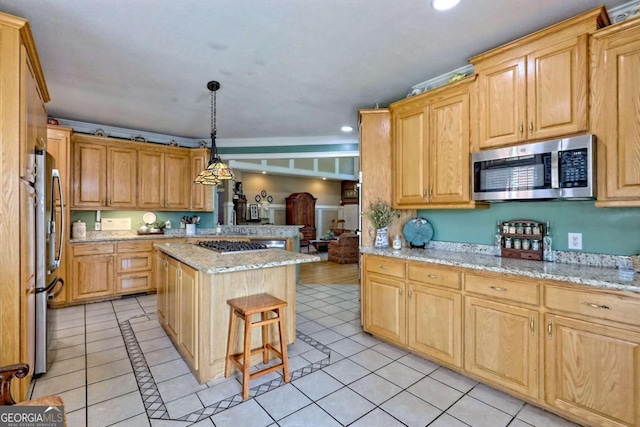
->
[69,226,303,243]
[361,247,640,293]
[154,242,320,274]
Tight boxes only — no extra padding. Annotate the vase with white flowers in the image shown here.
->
[364,199,400,248]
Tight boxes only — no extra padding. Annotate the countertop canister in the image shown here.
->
[72,220,87,239]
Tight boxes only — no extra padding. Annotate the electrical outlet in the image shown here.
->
[94,221,102,231]
[568,232,582,250]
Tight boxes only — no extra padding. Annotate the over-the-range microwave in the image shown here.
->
[471,134,595,202]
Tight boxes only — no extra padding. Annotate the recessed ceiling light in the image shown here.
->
[432,0,460,11]
[261,171,266,174]
[341,126,353,132]
[322,177,327,180]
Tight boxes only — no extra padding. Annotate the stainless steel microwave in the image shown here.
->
[471,135,595,201]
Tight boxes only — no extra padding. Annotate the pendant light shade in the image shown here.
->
[194,81,235,185]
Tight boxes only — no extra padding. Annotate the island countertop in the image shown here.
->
[154,242,320,274]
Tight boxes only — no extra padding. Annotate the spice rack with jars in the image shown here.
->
[498,220,544,261]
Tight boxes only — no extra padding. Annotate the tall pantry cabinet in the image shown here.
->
[0,12,50,400]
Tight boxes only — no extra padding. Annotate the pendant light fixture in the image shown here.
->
[194,81,235,185]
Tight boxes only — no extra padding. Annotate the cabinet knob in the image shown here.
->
[427,274,438,279]
[379,265,388,270]
[398,288,403,296]
[489,286,508,292]
[529,121,534,133]
[519,123,524,135]
[530,316,535,333]
[547,320,553,337]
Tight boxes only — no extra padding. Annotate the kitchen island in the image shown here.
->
[154,242,319,383]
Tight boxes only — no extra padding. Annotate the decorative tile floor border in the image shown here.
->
[119,315,332,423]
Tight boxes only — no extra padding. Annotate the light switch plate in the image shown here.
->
[101,218,132,231]
[568,232,582,250]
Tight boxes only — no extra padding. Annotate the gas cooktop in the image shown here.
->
[196,240,269,254]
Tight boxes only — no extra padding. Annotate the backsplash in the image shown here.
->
[426,240,632,269]
[70,210,219,230]
[418,200,640,256]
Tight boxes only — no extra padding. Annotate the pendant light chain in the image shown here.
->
[211,87,217,140]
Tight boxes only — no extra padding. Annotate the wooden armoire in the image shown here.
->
[285,192,316,242]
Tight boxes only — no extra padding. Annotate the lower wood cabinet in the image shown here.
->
[464,296,539,399]
[361,253,640,427]
[177,262,199,370]
[545,314,640,427]
[70,243,115,301]
[364,273,406,345]
[408,284,462,367]
[155,251,168,322]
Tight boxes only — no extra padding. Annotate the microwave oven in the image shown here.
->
[471,135,595,201]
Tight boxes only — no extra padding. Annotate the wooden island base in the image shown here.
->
[155,253,297,384]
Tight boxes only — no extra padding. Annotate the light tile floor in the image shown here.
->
[32,284,582,427]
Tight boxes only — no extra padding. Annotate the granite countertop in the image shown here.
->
[360,247,640,293]
[154,242,320,274]
[70,226,303,243]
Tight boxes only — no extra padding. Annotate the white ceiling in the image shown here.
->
[0,0,632,141]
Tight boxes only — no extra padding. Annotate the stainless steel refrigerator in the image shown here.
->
[34,148,65,376]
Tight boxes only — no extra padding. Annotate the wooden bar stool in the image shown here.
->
[225,293,290,400]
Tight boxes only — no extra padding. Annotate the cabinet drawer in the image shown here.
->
[73,243,115,256]
[465,273,539,306]
[116,252,153,273]
[117,272,152,294]
[545,285,640,326]
[408,263,461,289]
[117,240,154,253]
[365,256,406,279]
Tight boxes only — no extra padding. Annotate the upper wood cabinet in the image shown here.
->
[72,135,137,209]
[470,7,607,149]
[0,11,50,400]
[390,77,483,209]
[71,134,201,211]
[190,148,214,211]
[138,147,190,210]
[592,18,640,207]
[47,126,72,307]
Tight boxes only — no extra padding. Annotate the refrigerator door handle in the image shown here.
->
[47,278,64,300]
[36,276,62,294]
[50,169,63,270]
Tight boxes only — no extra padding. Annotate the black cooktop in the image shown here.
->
[196,240,269,254]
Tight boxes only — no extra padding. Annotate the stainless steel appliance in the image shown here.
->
[34,149,65,375]
[471,134,595,201]
[196,240,269,254]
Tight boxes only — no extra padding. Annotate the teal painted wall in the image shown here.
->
[71,210,219,230]
[418,201,640,256]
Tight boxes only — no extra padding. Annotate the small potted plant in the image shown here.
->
[364,199,400,248]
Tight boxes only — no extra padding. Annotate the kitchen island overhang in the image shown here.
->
[153,242,320,383]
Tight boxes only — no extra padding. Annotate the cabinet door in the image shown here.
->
[165,152,191,210]
[478,57,526,148]
[138,150,165,209]
[166,257,179,338]
[364,274,406,345]
[393,106,429,205]
[527,35,587,140]
[545,314,640,427]
[71,255,114,301]
[464,296,539,398]
[107,147,137,208]
[178,264,199,370]
[155,252,168,322]
[73,142,107,207]
[592,25,640,202]
[429,91,470,204]
[408,284,462,367]
[190,149,213,211]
